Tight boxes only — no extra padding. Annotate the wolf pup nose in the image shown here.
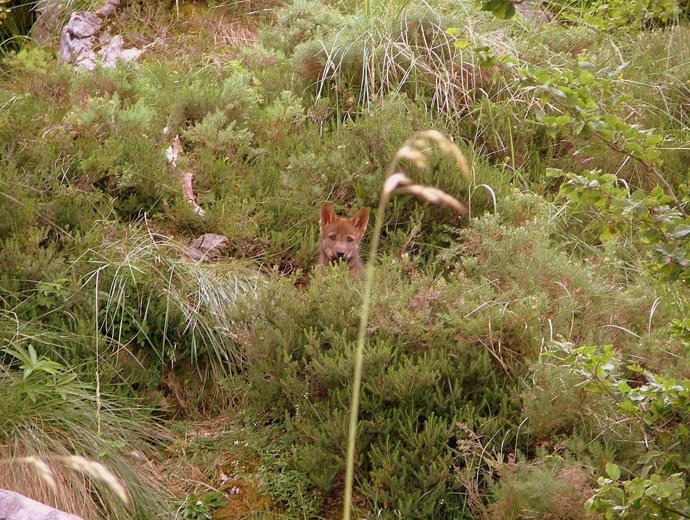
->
[318,203,369,275]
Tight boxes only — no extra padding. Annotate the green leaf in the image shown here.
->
[29,344,38,365]
[545,168,565,178]
[626,478,646,500]
[617,380,631,393]
[654,478,684,498]
[619,400,638,413]
[606,463,621,481]
[453,38,470,50]
[646,148,662,162]
[481,0,516,19]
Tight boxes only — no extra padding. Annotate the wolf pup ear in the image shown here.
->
[351,207,369,235]
[320,203,336,230]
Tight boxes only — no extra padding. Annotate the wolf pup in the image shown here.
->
[318,203,369,275]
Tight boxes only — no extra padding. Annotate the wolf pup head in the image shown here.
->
[318,203,369,273]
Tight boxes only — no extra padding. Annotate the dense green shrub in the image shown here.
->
[228,265,519,518]
[226,199,671,517]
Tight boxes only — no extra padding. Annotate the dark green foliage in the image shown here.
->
[229,266,520,518]
[226,202,670,517]
[480,0,516,19]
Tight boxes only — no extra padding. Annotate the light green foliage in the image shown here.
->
[591,469,687,520]
[556,168,690,283]
[257,449,324,518]
[3,344,86,401]
[182,110,255,158]
[544,341,690,519]
[522,57,667,165]
[669,318,690,352]
[555,0,684,31]
[83,233,261,386]
[178,491,225,520]
[488,457,594,520]
[262,0,345,54]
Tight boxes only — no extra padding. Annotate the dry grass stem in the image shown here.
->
[343,130,474,520]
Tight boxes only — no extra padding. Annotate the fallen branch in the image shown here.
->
[165,134,207,217]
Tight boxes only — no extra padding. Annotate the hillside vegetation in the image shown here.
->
[0,0,689,519]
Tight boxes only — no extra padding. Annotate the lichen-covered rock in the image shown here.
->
[99,35,144,68]
[58,12,102,70]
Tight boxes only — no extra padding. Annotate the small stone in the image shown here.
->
[187,234,229,262]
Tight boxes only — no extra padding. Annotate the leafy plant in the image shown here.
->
[518,57,686,213]
[554,168,690,283]
[2,344,87,402]
[479,0,517,19]
[544,341,690,520]
[0,345,174,519]
[554,0,684,31]
[178,491,225,520]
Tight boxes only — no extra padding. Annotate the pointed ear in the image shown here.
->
[351,207,369,235]
[320,203,336,231]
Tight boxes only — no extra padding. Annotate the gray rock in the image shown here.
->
[0,490,83,520]
[516,0,552,24]
[66,11,102,39]
[59,10,142,71]
[187,234,229,262]
[96,0,124,18]
[99,35,144,68]
[58,12,101,70]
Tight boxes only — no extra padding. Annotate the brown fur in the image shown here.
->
[317,203,369,275]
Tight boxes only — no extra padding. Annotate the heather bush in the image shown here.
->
[488,458,595,520]
[225,197,674,516]
[228,265,519,518]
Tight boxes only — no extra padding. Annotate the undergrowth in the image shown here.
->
[0,0,689,518]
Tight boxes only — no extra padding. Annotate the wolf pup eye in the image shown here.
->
[328,233,336,241]
[346,236,355,242]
